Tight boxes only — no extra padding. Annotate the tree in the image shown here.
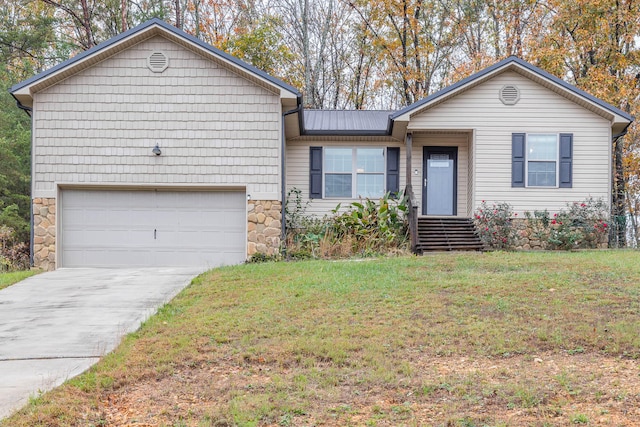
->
[530,0,640,246]
[348,0,456,107]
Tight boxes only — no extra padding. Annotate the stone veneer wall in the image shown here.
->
[511,218,608,250]
[247,200,282,257]
[33,197,57,271]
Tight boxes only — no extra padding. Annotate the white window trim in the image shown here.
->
[524,133,560,188]
[323,147,387,199]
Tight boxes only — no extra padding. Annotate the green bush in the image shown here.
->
[525,197,609,250]
[284,189,408,259]
[548,197,609,250]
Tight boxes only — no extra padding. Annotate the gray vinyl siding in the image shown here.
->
[285,133,469,217]
[32,36,282,199]
[408,71,612,214]
[285,137,403,217]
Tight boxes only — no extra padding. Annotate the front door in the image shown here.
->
[423,147,457,215]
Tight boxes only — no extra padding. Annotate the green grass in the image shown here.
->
[4,251,640,426]
[0,269,39,291]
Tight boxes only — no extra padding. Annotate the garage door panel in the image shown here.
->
[105,209,151,226]
[64,229,152,247]
[61,189,246,268]
[63,248,155,267]
[154,209,201,226]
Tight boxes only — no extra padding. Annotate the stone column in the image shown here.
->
[33,198,56,271]
[247,200,282,257]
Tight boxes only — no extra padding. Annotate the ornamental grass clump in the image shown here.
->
[473,201,516,250]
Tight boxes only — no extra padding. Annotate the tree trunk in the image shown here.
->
[121,0,127,32]
[613,136,627,247]
[174,0,182,29]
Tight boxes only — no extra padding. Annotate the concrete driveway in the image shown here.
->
[0,267,204,420]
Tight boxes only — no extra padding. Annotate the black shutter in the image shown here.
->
[559,133,573,188]
[309,146,322,199]
[512,133,526,187]
[386,147,400,197]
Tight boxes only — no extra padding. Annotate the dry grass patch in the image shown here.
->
[4,251,640,426]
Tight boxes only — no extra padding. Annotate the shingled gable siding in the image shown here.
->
[407,70,611,214]
[33,36,281,196]
[30,35,283,268]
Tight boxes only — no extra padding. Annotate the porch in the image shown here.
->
[402,131,483,252]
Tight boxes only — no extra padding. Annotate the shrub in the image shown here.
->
[0,225,30,271]
[473,201,516,250]
[246,252,282,263]
[328,192,408,256]
[284,188,329,259]
[525,197,609,250]
[284,189,409,259]
[548,198,609,250]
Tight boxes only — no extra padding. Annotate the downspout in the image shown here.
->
[612,124,631,142]
[281,96,304,247]
[12,95,34,267]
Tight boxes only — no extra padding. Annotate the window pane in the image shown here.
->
[528,161,556,186]
[325,148,352,173]
[325,174,352,197]
[528,134,557,160]
[356,148,384,173]
[357,174,384,198]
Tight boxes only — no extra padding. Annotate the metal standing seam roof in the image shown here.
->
[303,110,394,135]
[9,18,301,98]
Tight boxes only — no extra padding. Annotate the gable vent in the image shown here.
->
[147,51,169,73]
[499,85,520,105]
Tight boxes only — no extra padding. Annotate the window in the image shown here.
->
[512,133,572,189]
[325,148,353,197]
[325,148,385,198]
[526,134,557,187]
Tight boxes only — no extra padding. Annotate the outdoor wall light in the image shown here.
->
[152,144,162,156]
[414,168,419,175]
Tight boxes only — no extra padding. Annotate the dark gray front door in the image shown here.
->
[423,147,457,215]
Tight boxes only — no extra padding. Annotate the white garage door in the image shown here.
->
[60,189,246,268]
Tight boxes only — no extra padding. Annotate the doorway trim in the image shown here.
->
[422,146,458,216]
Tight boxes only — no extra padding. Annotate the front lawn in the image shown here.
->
[0,270,39,291]
[5,251,640,426]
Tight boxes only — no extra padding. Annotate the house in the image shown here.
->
[10,19,633,270]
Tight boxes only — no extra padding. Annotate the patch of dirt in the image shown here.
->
[91,351,640,426]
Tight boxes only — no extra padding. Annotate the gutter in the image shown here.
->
[11,94,32,116]
[280,96,304,246]
[612,123,631,142]
[11,94,35,267]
